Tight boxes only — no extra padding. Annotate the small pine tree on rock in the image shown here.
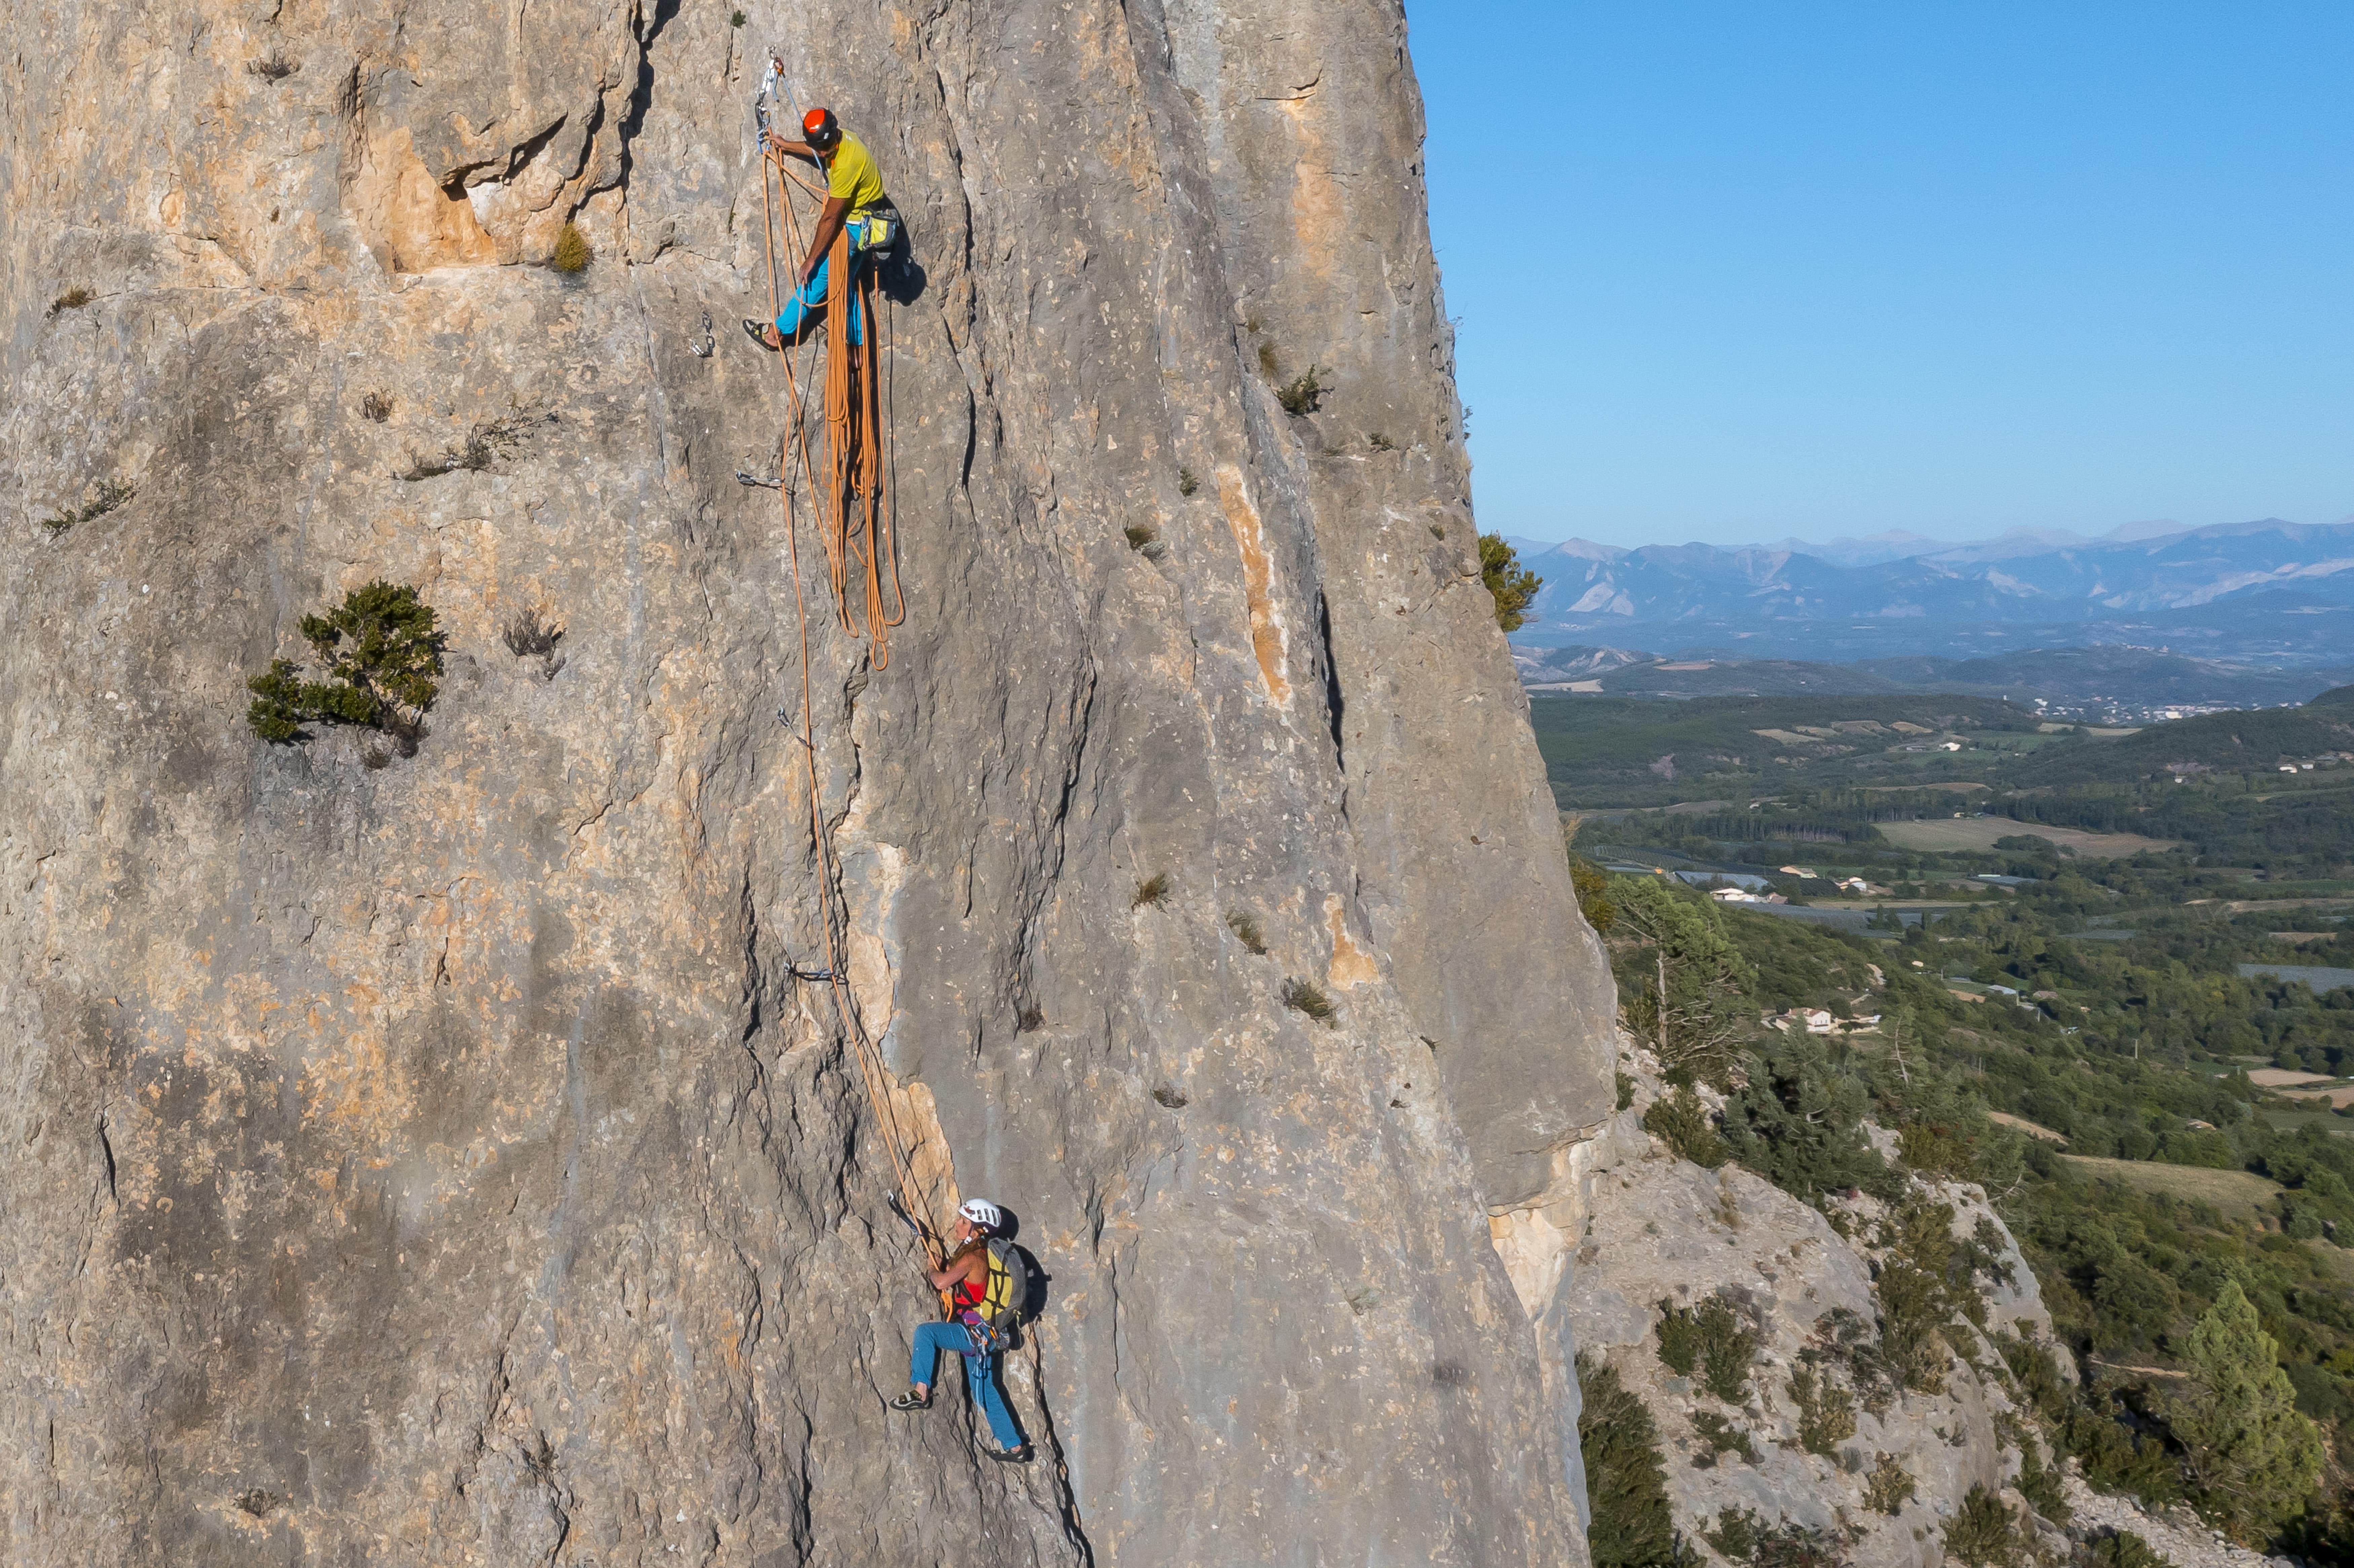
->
[1478,532,1542,632]
[248,580,443,750]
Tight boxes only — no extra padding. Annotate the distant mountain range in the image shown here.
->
[1502,518,2354,665]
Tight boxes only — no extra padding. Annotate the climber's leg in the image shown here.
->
[962,1346,1024,1452]
[897,1320,965,1406]
[773,254,834,344]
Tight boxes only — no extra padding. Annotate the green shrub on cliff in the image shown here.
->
[1575,1354,1678,1568]
[1704,1506,1846,1568]
[1478,532,1542,631]
[1643,1086,1728,1168]
[1942,1484,2027,1568]
[247,580,442,750]
[1721,1036,1897,1207]
[1656,1294,1756,1402]
[1789,1364,1857,1457]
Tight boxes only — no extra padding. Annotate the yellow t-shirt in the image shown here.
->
[824,132,886,218]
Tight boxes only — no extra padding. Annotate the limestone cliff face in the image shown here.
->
[0,1,1617,1563]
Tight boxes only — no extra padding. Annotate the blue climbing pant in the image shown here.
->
[910,1320,1021,1451]
[775,247,870,345]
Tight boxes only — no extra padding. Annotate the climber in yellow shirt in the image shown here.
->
[744,108,899,351]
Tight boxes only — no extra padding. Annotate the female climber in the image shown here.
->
[889,1197,1030,1463]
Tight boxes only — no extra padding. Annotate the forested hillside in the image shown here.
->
[1552,684,2354,1562]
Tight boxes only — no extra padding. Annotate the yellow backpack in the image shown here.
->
[977,1239,1037,1336]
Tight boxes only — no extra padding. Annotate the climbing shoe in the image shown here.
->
[742,318,780,352]
[889,1387,931,1411]
[983,1443,1032,1465]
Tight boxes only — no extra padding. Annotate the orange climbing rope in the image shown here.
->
[755,129,942,1299]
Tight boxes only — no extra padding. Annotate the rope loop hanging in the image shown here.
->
[754,110,940,1298]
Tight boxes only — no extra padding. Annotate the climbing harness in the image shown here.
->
[748,59,942,1309]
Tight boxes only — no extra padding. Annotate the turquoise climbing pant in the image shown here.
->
[774,219,886,345]
[909,1320,1021,1450]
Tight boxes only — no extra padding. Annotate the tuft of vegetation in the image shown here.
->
[1275,366,1326,417]
[1862,1452,1915,1515]
[40,477,134,538]
[398,413,542,480]
[1177,467,1199,497]
[1870,1198,1984,1395]
[1132,872,1169,909]
[1643,1087,1729,1168]
[1478,532,1542,632]
[500,605,566,682]
[1655,1298,1703,1378]
[49,286,93,314]
[1368,432,1395,452]
[551,222,593,274]
[1257,341,1279,379]
[1151,1085,1188,1109]
[1018,1005,1045,1032]
[245,580,443,751]
[730,8,746,24]
[1615,1070,1636,1111]
[1225,910,1266,954]
[1691,1410,1756,1467]
[1942,1484,2027,1568]
[1123,522,1165,561]
[1282,978,1337,1027]
[362,392,394,423]
[2018,1433,2070,1525]
[245,52,300,81]
[1655,1294,1754,1402]
[1788,1364,1857,1457]
[1575,1354,1678,1568]
[2074,1532,2173,1568]
[1704,1507,1846,1568]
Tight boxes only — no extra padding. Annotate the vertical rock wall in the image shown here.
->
[0,1,1616,1562]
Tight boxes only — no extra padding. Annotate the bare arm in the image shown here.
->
[800,195,851,286]
[764,131,822,166]
[924,1250,985,1292]
[763,131,851,283]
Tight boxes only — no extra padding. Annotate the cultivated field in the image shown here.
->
[1878,818,2179,857]
[2058,1156,2282,1222]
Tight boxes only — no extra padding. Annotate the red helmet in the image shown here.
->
[802,107,840,148]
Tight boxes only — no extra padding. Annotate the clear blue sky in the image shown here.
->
[1410,2,2354,548]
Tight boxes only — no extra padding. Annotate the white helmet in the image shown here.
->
[958,1198,1003,1232]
